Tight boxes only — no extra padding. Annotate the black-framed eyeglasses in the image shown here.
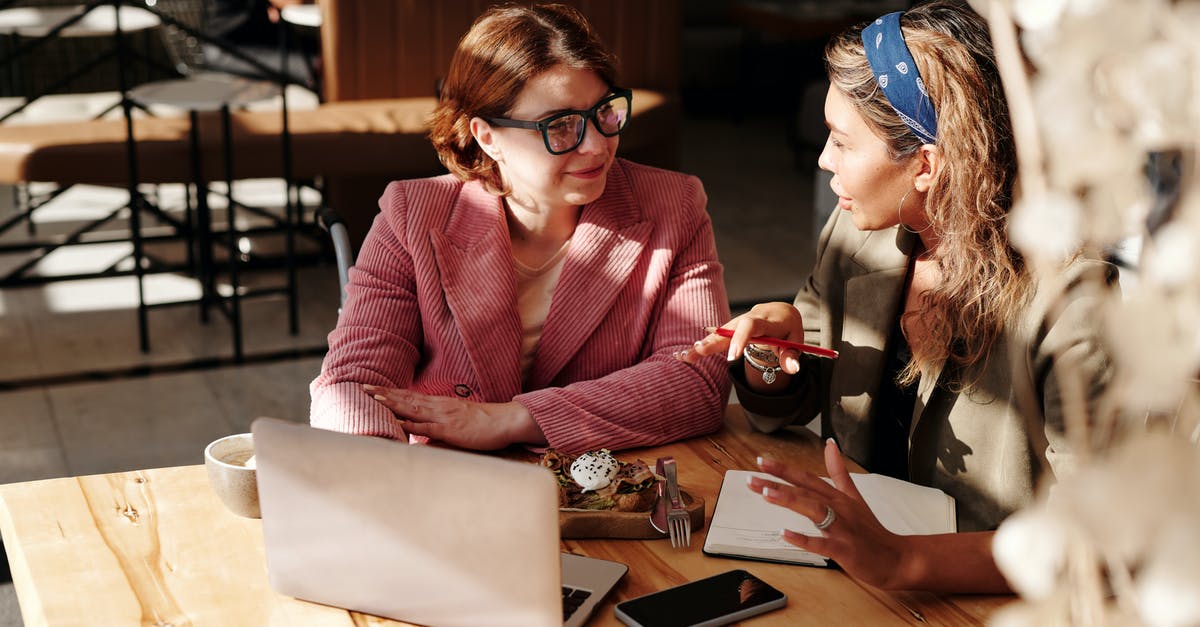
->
[486,88,632,155]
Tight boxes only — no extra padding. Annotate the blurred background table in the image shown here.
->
[278,4,321,29]
[0,5,159,38]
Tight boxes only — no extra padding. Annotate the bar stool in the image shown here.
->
[0,2,171,355]
[0,3,161,238]
[128,72,294,363]
[0,4,160,119]
[279,3,322,97]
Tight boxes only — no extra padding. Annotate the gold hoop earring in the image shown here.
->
[897,188,930,234]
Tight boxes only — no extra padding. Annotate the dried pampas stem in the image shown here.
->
[986,0,1047,200]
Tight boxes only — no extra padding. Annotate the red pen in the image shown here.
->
[703,327,839,360]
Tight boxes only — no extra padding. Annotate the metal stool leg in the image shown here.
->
[189,109,213,324]
[114,1,149,353]
[221,104,243,363]
[19,184,35,236]
[280,65,299,336]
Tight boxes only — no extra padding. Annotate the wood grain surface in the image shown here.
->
[0,405,1013,626]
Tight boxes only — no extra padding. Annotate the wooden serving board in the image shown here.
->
[559,488,704,539]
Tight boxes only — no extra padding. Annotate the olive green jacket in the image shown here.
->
[735,208,1116,531]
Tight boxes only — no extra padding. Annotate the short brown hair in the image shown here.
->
[428,4,618,193]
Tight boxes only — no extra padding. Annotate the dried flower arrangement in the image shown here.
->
[968,0,1200,624]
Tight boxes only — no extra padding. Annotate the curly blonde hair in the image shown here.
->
[428,4,617,194]
[825,0,1029,390]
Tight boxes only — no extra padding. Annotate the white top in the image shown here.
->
[279,5,322,28]
[0,5,160,37]
[129,72,280,111]
[514,240,571,383]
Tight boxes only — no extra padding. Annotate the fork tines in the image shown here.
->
[667,508,690,548]
[662,457,690,548]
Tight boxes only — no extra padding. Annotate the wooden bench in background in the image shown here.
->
[0,0,683,249]
[314,0,683,248]
[0,89,672,189]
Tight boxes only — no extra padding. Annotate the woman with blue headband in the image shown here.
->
[681,0,1115,591]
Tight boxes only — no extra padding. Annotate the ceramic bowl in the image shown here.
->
[204,433,260,518]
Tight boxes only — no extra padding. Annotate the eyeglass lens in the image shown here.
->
[545,94,629,153]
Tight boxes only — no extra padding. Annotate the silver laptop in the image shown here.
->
[251,417,627,627]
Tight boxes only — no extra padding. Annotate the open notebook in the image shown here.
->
[703,469,956,567]
[252,417,627,627]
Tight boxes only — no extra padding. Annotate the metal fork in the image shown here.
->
[662,457,690,548]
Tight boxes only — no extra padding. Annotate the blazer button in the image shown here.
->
[453,384,472,398]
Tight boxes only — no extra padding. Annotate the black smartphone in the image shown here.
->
[613,569,787,627]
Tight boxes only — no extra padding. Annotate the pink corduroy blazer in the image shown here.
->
[309,159,732,452]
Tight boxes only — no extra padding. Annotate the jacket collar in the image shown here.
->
[839,226,916,360]
[430,182,524,401]
[430,161,650,396]
[836,226,946,444]
[526,161,651,388]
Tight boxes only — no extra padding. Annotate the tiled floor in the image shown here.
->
[0,255,339,480]
[0,104,822,625]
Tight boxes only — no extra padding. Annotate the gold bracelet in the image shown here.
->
[743,346,783,384]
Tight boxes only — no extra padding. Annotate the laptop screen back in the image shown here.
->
[252,418,563,627]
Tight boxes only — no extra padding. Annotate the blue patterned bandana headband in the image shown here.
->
[862,12,938,144]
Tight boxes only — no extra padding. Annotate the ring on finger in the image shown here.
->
[744,343,778,364]
[815,505,836,530]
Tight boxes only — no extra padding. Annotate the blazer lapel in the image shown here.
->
[526,164,651,388]
[831,228,915,454]
[910,349,948,438]
[430,184,524,401]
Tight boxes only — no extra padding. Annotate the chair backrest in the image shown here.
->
[153,0,209,76]
[316,0,681,101]
[316,206,354,311]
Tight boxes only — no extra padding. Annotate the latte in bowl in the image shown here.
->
[204,433,259,518]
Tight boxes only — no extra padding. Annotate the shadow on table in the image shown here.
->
[1,540,10,583]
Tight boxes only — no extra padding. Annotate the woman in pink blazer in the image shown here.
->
[309,4,730,453]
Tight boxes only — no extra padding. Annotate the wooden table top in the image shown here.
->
[0,406,1012,626]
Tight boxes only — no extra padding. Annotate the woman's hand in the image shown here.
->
[679,302,806,368]
[362,384,547,450]
[748,440,915,590]
[675,302,806,393]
